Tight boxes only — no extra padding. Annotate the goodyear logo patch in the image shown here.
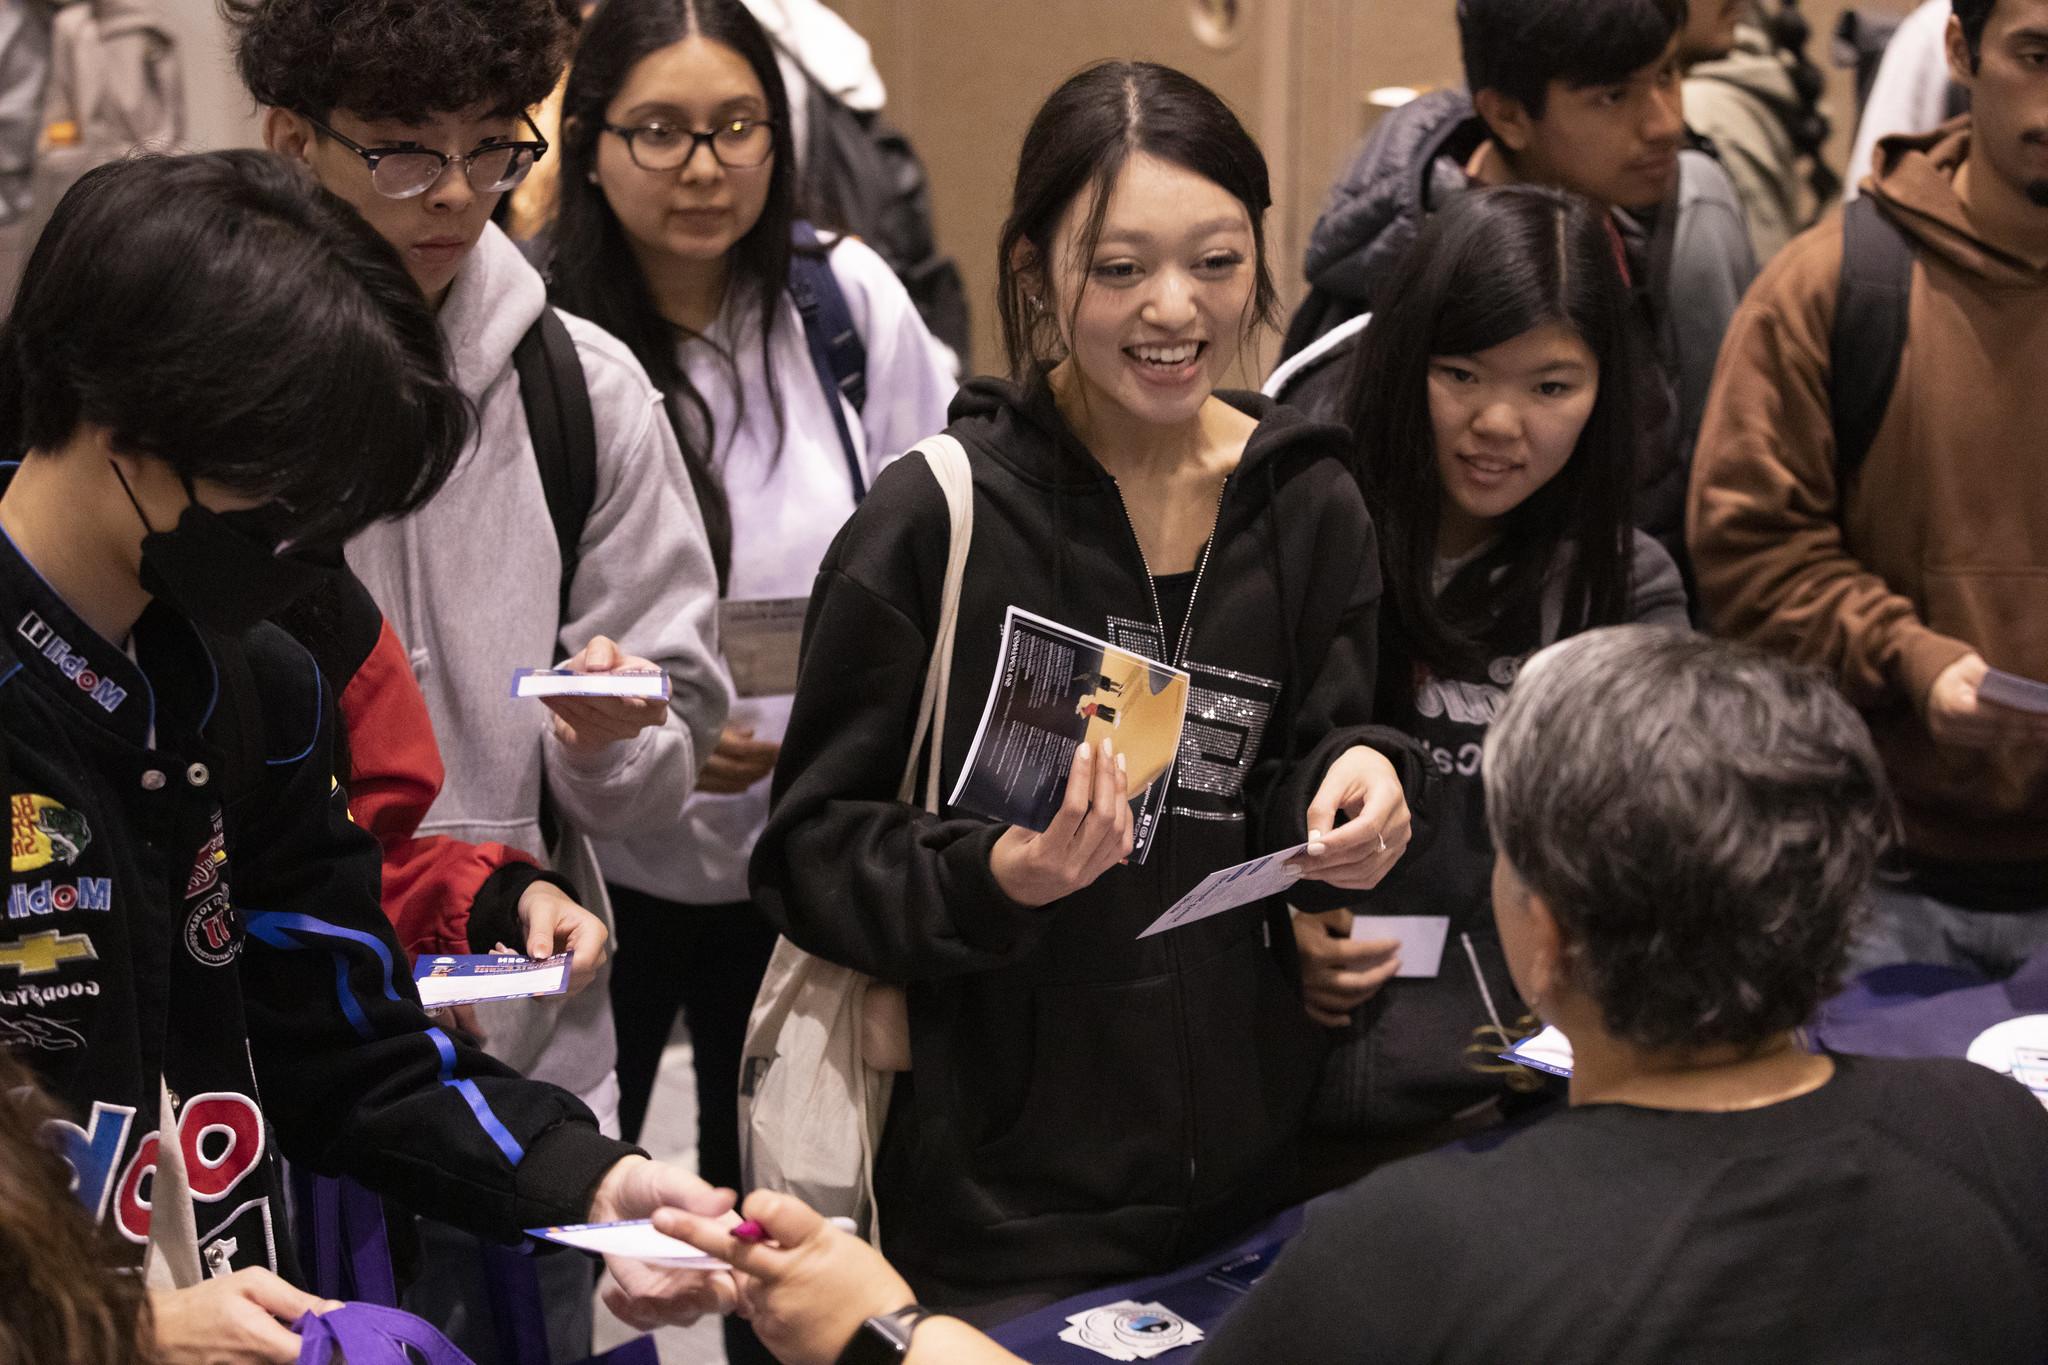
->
[10,793,90,872]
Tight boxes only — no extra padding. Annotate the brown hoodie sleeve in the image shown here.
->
[1685,220,1973,712]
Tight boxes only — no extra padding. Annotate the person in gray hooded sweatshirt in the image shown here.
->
[1683,2,1840,261]
[1270,0,1756,571]
[225,0,726,1359]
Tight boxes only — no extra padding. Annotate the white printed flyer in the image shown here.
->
[1138,844,1308,938]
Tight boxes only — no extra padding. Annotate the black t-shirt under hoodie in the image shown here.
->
[750,376,1427,1307]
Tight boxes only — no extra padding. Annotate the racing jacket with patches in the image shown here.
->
[0,518,630,1283]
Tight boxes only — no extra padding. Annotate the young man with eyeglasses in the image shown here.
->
[224,1,727,1358]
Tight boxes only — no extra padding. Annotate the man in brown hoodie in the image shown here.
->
[1689,0,2048,976]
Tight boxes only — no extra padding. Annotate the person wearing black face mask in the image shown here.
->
[106,460,346,637]
[0,151,749,1363]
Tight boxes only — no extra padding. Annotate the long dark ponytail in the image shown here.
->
[1345,185,1638,714]
[1761,0,1840,204]
[549,0,799,591]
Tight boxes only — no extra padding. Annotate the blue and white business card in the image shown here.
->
[1501,1024,1574,1079]
[413,953,571,1010]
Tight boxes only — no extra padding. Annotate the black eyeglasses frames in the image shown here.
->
[602,117,776,173]
[301,112,550,200]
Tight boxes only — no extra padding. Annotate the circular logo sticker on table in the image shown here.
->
[1966,1014,2048,1110]
[1062,1300,1205,1358]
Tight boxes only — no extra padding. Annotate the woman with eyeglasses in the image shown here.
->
[233,0,732,1357]
[542,0,955,1328]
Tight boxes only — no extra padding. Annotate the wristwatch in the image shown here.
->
[836,1304,936,1364]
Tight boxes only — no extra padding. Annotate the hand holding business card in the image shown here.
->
[528,1215,863,1268]
[1977,667,2048,716]
[512,668,672,700]
[413,953,571,1010]
[529,1219,728,1269]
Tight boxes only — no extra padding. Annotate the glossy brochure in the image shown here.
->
[948,606,1190,864]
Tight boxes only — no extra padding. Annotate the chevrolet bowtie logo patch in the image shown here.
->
[0,929,97,977]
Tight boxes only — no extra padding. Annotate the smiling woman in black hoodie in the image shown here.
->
[750,60,1424,1318]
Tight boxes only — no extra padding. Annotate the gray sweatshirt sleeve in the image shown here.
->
[541,325,728,840]
[1630,530,1693,630]
[1667,150,1759,453]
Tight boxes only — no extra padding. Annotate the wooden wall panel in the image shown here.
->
[151,0,1919,372]
[836,0,1914,376]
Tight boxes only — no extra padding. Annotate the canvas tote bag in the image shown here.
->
[738,434,972,1237]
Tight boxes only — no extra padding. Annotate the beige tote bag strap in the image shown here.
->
[858,435,973,1243]
[897,435,974,813]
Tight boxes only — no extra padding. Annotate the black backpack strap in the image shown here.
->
[1828,196,1915,496]
[513,306,599,645]
[787,219,871,503]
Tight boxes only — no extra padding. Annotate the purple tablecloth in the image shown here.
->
[1812,951,2048,1056]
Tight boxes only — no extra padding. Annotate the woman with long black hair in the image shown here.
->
[544,0,955,1177]
[752,60,1423,1317]
[1294,185,1689,1158]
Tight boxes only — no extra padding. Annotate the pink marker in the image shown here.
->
[729,1216,858,1245]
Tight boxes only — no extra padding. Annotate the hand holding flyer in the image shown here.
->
[1138,844,1308,938]
[950,607,1191,863]
[990,736,1135,907]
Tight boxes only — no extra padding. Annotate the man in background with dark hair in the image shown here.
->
[221,0,728,1356]
[1273,0,1755,565]
[1690,0,2048,979]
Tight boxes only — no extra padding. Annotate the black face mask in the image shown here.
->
[112,462,344,635]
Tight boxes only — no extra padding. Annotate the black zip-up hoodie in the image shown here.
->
[751,377,1426,1302]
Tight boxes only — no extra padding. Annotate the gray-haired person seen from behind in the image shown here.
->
[657,626,2048,1365]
